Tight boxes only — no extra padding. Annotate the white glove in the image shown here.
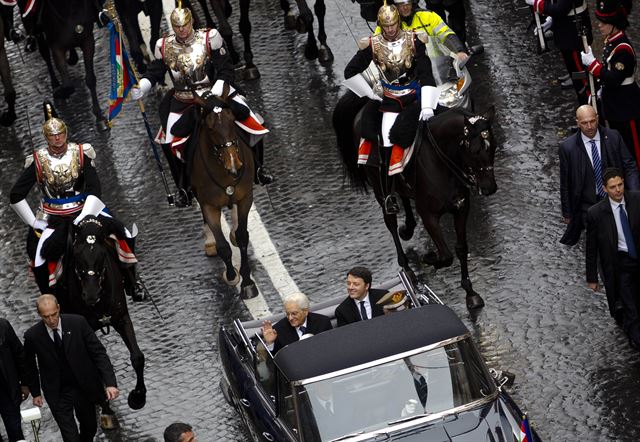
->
[419,108,435,121]
[581,47,596,67]
[401,399,418,417]
[73,195,106,225]
[33,219,48,231]
[11,199,37,228]
[211,79,225,97]
[130,78,152,100]
[420,85,439,121]
[542,16,553,32]
[525,0,534,5]
[343,74,382,102]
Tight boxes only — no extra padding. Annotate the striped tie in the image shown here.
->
[590,140,606,198]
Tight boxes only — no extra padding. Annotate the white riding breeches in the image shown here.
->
[381,112,399,147]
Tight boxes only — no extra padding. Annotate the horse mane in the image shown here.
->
[333,90,370,193]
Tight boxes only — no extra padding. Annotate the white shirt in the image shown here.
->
[353,294,372,320]
[609,197,630,253]
[581,131,602,194]
[45,318,62,343]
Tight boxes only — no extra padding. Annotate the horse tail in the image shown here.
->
[332,90,369,192]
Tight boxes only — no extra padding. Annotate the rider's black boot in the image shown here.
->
[252,140,274,185]
[381,145,400,215]
[123,265,145,302]
[175,161,193,207]
[33,264,50,294]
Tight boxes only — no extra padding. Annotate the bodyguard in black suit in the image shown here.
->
[0,318,27,442]
[335,267,386,327]
[262,292,332,353]
[24,295,119,442]
[586,168,640,347]
[560,105,639,245]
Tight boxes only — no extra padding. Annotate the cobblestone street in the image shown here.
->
[0,0,640,440]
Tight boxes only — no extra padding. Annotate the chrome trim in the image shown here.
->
[233,318,256,356]
[295,333,472,386]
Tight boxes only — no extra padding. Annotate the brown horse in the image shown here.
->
[191,87,258,299]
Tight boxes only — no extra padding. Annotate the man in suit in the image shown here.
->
[261,292,332,353]
[0,318,28,442]
[23,294,119,442]
[560,104,639,246]
[586,168,640,348]
[335,267,386,326]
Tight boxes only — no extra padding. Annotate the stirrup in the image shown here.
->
[384,194,400,215]
[255,167,274,185]
[173,188,193,208]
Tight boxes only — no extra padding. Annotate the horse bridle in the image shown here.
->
[459,118,494,183]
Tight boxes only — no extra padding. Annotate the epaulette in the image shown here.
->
[24,153,34,169]
[82,143,97,160]
[357,36,370,51]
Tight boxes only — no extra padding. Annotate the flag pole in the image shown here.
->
[104,0,175,206]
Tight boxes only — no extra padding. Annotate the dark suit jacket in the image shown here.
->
[23,314,117,405]
[273,312,332,353]
[586,191,640,315]
[0,318,26,404]
[560,126,639,245]
[335,289,386,327]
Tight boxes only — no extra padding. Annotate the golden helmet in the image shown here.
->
[377,1,400,27]
[42,102,66,137]
[170,0,193,28]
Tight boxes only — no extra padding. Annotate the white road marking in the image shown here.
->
[140,1,295,320]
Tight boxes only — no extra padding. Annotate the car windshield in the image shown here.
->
[292,337,496,441]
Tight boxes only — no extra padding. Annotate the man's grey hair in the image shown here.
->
[282,292,310,310]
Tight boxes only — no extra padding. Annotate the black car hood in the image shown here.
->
[379,395,528,442]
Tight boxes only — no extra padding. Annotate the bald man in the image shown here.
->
[23,295,118,442]
[560,105,639,246]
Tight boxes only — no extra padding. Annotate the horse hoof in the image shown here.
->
[241,284,259,300]
[305,43,319,60]
[96,119,110,132]
[127,389,147,410]
[398,225,414,241]
[436,257,454,269]
[318,46,334,64]
[284,13,297,30]
[100,413,118,430]
[466,294,485,310]
[204,242,217,257]
[0,110,16,127]
[221,268,240,286]
[421,251,438,266]
[242,65,261,81]
[53,85,75,99]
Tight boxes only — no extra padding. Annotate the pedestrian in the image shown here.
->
[527,0,592,105]
[559,104,639,246]
[586,168,640,349]
[23,294,119,442]
[335,266,386,326]
[261,292,332,353]
[581,0,640,167]
[163,422,197,442]
[0,318,28,442]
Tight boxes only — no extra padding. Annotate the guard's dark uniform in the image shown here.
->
[533,0,592,104]
[425,0,466,43]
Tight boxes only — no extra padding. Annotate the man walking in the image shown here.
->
[23,295,119,441]
[560,104,638,245]
[0,318,28,442]
[586,168,640,348]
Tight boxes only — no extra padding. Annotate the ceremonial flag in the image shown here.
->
[107,21,136,122]
[519,414,534,442]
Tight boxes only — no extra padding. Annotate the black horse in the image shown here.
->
[281,0,333,63]
[60,216,147,413]
[333,92,497,309]
[17,0,108,130]
[0,8,15,126]
[113,0,163,74]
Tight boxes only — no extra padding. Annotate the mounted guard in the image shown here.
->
[9,103,143,300]
[131,1,273,208]
[343,0,438,214]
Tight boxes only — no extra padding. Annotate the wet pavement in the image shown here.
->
[1,0,640,440]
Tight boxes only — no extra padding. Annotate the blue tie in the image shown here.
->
[619,204,637,259]
[359,301,368,320]
[590,140,606,198]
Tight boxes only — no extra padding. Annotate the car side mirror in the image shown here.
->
[490,368,516,389]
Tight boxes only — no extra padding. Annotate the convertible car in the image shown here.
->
[219,271,541,441]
